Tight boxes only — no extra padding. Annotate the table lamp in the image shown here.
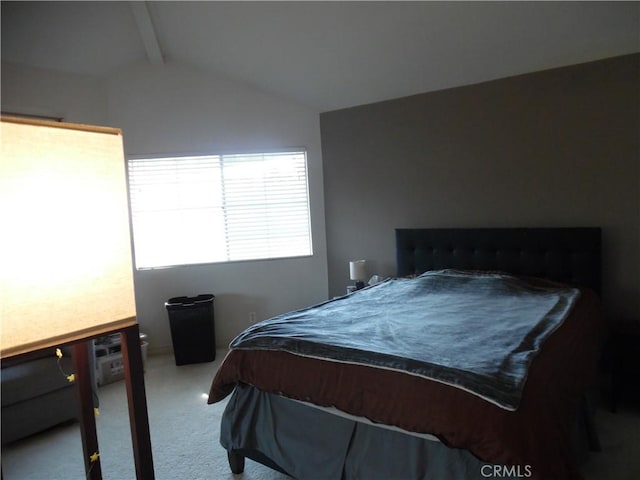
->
[0,116,154,479]
[349,259,367,290]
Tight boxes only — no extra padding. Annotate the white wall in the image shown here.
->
[106,62,328,351]
[2,61,328,352]
[1,62,107,125]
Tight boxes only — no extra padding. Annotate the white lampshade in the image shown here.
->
[349,260,367,281]
[0,116,137,357]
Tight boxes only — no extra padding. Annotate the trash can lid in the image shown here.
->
[165,294,214,306]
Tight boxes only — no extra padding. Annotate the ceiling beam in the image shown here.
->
[130,1,164,65]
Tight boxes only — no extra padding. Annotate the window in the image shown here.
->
[127,151,312,269]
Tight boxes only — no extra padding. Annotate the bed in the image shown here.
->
[208,227,605,480]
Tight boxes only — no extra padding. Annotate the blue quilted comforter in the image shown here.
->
[230,270,580,410]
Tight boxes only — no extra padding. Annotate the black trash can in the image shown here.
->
[165,294,215,365]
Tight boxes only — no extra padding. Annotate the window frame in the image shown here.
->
[126,148,314,270]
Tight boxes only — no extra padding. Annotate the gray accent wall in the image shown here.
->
[320,54,639,324]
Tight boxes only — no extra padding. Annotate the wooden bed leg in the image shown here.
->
[227,451,245,474]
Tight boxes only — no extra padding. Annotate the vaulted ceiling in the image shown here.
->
[2,1,639,111]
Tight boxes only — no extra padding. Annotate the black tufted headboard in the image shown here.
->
[396,228,601,295]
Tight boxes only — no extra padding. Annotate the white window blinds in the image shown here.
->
[128,151,312,268]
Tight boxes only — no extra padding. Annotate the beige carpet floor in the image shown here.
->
[2,351,638,480]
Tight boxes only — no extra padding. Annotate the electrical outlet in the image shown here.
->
[249,311,256,323]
